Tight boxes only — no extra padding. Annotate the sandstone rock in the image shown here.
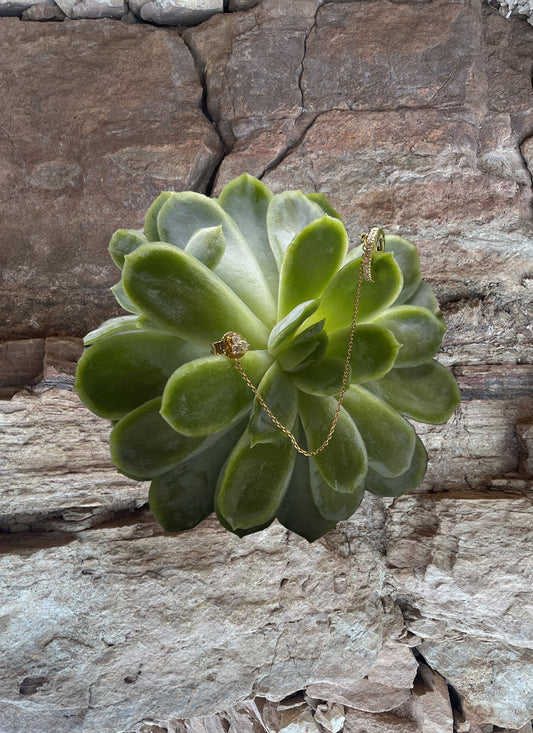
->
[0,0,37,13]
[71,0,126,18]
[0,516,394,731]
[306,679,411,714]
[139,0,223,26]
[488,0,533,24]
[343,708,420,733]
[262,700,319,733]
[228,0,261,10]
[21,0,65,18]
[366,642,418,690]
[0,18,222,341]
[418,641,533,729]
[220,700,265,732]
[404,662,455,733]
[183,0,317,146]
[0,338,44,398]
[313,702,345,733]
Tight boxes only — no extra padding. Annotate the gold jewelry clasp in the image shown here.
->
[212,331,249,359]
[360,226,385,282]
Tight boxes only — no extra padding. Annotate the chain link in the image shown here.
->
[231,227,384,456]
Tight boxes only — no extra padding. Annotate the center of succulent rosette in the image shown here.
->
[212,331,249,359]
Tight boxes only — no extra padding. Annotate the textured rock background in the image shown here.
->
[0,2,532,733]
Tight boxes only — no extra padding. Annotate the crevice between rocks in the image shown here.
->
[179,28,231,196]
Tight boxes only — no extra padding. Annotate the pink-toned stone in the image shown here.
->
[306,679,411,715]
[0,339,44,397]
[0,18,222,341]
[404,663,454,733]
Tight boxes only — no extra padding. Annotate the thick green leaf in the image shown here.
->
[327,324,399,383]
[309,458,364,521]
[277,450,337,542]
[157,192,276,326]
[291,356,350,397]
[365,360,461,424]
[343,386,416,477]
[184,226,226,270]
[276,329,328,373]
[405,280,446,326]
[372,305,446,367]
[249,362,299,445]
[161,350,273,437]
[218,174,278,299]
[149,421,245,532]
[278,215,348,319]
[314,252,403,333]
[111,281,142,315]
[75,331,190,420]
[299,393,367,493]
[268,299,321,354]
[365,435,427,497]
[267,191,324,269]
[110,397,204,479]
[306,192,343,221]
[108,229,148,269]
[83,315,139,346]
[215,428,295,530]
[144,191,172,242]
[122,243,269,349]
[385,235,422,304]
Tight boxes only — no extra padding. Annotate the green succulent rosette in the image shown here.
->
[75,174,460,542]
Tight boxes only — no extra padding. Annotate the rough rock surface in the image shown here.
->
[0,19,222,341]
[489,0,533,23]
[1,2,532,732]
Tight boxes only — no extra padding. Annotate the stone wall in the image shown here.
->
[1,2,532,733]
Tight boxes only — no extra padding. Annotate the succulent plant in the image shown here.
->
[75,174,460,541]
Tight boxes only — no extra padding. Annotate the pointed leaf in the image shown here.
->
[306,192,342,221]
[83,315,139,346]
[299,393,367,493]
[278,215,348,319]
[268,299,321,354]
[365,436,427,497]
[249,362,299,445]
[111,281,142,315]
[343,386,416,477]
[215,428,295,530]
[110,397,204,479]
[75,331,190,419]
[327,324,399,383]
[277,451,337,542]
[122,243,269,349]
[309,458,364,521]
[314,252,403,333]
[365,360,461,424]
[184,226,226,270]
[161,350,273,437]
[267,191,324,269]
[372,305,446,367]
[109,229,148,269]
[218,173,278,298]
[386,235,422,304]
[291,356,350,397]
[144,191,172,241]
[149,421,245,532]
[277,329,328,373]
[157,192,276,326]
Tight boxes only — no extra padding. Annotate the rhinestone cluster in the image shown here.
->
[212,331,249,360]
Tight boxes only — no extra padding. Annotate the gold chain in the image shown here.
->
[212,227,385,456]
